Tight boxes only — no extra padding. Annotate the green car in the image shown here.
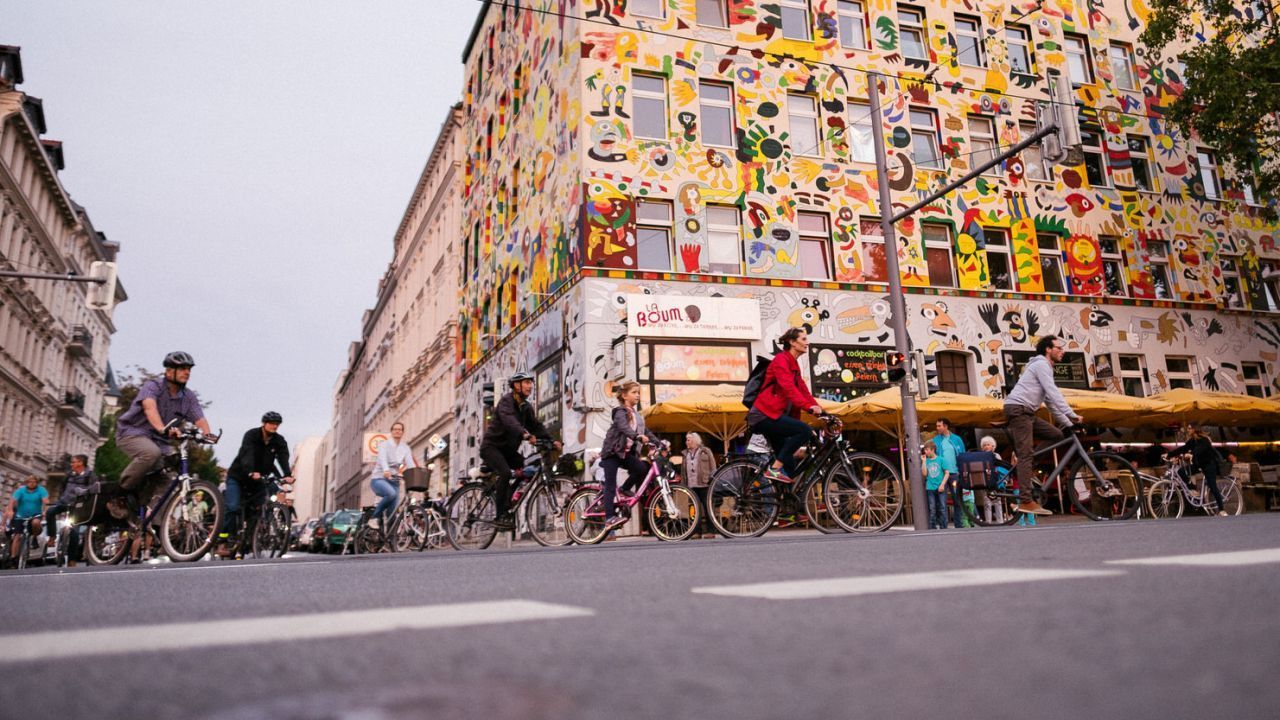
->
[316,509,362,554]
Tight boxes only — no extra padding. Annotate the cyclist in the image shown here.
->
[746,327,825,484]
[115,351,214,507]
[1166,423,1228,517]
[218,411,294,555]
[371,421,416,528]
[600,380,661,532]
[1001,336,1082,516]
[479,371,560,530]
[44,454,95,565]
[4,474,47,565]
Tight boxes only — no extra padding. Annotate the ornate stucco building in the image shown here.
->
[0,46,126,497]
[452,0,1279,468]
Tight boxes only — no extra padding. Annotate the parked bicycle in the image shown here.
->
[961,426,1141,525]
[351,468,440,553]
[83,423,224,564]
[1144,456,1243,519]
[218,473,292,560]
[705,415,904,538]
[564,440,699,545]
[446,439,578,550]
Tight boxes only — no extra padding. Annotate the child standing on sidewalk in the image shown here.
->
[923,442,948,529]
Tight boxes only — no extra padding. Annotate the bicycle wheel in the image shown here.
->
[705,460,779,538]
[803,481,842,534]
[1209,477,1244,516]
[15,530,29,570]
[85,525,128,565]
[446,482,499,551]
[1144,479,1185,519]
[252,504,291,558]
[647,485,699,542]
[401,507,430,551]
[55,525,71,566]
[824,452,905,533]
[1065,452,1142,521]
[355,525,385,554]
[419,509,447,550]
[524,476,576,547]
[963,487,1019,527]
[158,479,224,562]
[564,487,609,545]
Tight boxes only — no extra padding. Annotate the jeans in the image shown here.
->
[751,414,813,477]
[926,489,949,529]
[600,454,648,520]
[221,477,267,534]
[371,477,400,522]
[44,502,83,562]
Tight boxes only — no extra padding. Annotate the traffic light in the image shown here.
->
[86,261,117,311]
[912,349,939,400]
[885,351,907,383]
[1039,73,1084,167]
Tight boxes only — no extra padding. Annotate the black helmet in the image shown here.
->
[261,411,283,424]
[509,371,534,386]
[163,351,196,369]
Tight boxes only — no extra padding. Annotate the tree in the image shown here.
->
[1141,1,1279,220]
[93,367,224,485]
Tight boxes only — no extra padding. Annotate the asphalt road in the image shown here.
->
[2,515,1278,720]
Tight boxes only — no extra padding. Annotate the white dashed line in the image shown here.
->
[692,568,1123,600]
[1106,547,1280,567]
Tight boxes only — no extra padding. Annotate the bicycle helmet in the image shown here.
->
[508,371,534,386]
[261,411,283,424]
[162,351,196,368]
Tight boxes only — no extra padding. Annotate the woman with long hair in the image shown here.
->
[599,380,660,532]
[1167,423,1228,516]
[746,327,824,483]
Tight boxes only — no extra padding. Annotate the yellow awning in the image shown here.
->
[642,384,841,443]
[1056,388,1172,427]
[1147,388,1280,427]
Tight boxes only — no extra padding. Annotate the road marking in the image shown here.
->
[1106,547,1280,567]
[692,568,1123,600]
[0,600,593,662]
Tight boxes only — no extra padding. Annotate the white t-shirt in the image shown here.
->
[374,440,418,479]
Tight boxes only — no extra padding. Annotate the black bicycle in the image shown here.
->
[218,474,292,560]
[705,415,904,538]
[446,439,577,550]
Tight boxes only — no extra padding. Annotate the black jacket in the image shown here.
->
[481,392,550,454]
[601,405,658,459]
[227,427,292,482]
[1169,435,1219,476]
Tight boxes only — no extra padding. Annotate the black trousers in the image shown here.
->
[600,453,649,519]
[480,445,524,517]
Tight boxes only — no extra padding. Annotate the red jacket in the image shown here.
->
[752,351,819,420]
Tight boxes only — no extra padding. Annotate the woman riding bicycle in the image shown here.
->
[746,327,825,484]
[1166,423,1228,517]
[372,421,417,528]
[600,380,660,533]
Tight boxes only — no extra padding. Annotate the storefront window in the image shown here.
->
[638,342,751,404]
[535,355,562,437]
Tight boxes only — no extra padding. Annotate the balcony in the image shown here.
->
[66,325,93,358]
[57,388,86,417]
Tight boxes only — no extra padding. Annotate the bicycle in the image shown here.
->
[704,415,904,538]
[5,517,41,570]
[446,439,577,551]
[1144,456,1244,519]
[218,474,293,560]
[84,423,224,564]
[961,426,1142,524]
[563,440,699,545]
[352,470,440,554]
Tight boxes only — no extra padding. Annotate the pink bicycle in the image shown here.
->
[564,442,699,545]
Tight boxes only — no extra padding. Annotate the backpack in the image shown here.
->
[741,355,773,409]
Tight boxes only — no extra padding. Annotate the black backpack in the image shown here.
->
[741,355,773,409]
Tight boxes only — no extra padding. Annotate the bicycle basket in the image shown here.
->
[402,467,430,492]
[68,482,128,526]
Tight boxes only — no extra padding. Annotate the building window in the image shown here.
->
[1006,24,1033,74]
[639,341,752,404]
[1221,254,1244,308]
[632,73,668,140]
[699,81,736,148]
[1099,235,1129,297]
[1146,239,1173,299]
[535,355,563,437]
[631,0,664,18]
[797,210,832,280]
[910,108,942,169]
[1242,362,1269,398]
[1261,260,1280,311]
[969,116,997,175]
[837,0,869,49]
[706,205,743,274]
[1108,42,1137,91]
[898,6,927,61]
[780,0,812,41]
[788,93,821,157]
[1128,135,1156,192]
[984,228,1014,290]
[1080,128,1110,187]
[859,217,888,282]
[847,102,875,163]
[955,15,985,67]
[697,0,728,27]
[922,223,955,287]
[1165,356,1197,390]
[1020,121,1051,181]
[1196,149,1223,200]
[1064,33,1093,84]
[636,199,673,270]
[937,351,971,395]
[1038,233,1067,294]
[1242,177,1260,206]
[1119,354,1148,397]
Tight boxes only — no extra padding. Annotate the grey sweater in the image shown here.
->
[1004,355,1079,426]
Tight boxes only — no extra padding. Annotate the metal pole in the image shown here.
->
[868,73,927,531]
[0,270,105,283]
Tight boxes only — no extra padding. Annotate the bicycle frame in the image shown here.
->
[760,419,869,499]
[580,447,682,520]
[1161,459,1237,510]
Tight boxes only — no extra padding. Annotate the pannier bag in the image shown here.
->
[68,481,130,526]
[955,451,1000,490]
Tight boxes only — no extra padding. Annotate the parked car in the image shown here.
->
[295,517,320,551]
[319,509,362,553]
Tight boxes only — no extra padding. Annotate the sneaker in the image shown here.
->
[603,515,628,532]
[492,516,515,531]
[1217,510,1229,517]
[1014,499,1052,516]
[762,467,794,484]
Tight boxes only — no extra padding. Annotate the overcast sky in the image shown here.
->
[6,1,477,462]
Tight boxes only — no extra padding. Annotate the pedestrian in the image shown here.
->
[1167,423,1228,516]
[932,418,967,528]
[922,441,948,530]
[977,436,1009,525]
[44,454,95,566]
[682,432,717,537]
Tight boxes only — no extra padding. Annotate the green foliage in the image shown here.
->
[1140,0,1279,220]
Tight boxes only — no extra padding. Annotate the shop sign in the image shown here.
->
[650,343,750,382]
[626,294,761,339]
[1002,350,1089,390]
[809,345,892,402]
[426,433,449,460]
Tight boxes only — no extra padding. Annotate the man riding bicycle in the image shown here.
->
[1002,336,1082,516]
[218,411,294,556]
[4,474,48,566]
[115,351,215,508]
[478,371,560,530]
[44,454,95,565]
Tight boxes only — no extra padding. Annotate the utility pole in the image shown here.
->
[868,73,1080,530]
[0,261,118,310]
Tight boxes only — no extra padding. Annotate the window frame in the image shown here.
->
[837,0,869,50]
[1261,260,1280,312]
[630,0,665,19]
[969,115,998,176]
[780,0,813,41]
[632,72,670,141]
[1118,354,1148,397]
[1146,239,1174,300]
[847,101,875,163]
[635,199,675,271]
[1020,120,1052,182]
[1108,42,1138,91]
[1098,235,1129,297]
[1080,127,1110,187]
[698,80,737,149]
[705,204,744,275]
[696,0,728,28]
[954,14,986,67]
[1220,254,1245,309]
[1196,149,1223,200]
[1242,361,1269,398]
[859,217,889,283]
[797,210,833,280]
[1005,24,1033,75]
[983,227,1015,291]
[909,107,943,169]
[922,223,956,287]
[936,351,972,395]
[898,6,928,61]
[1064,33,1094,84]
[1037,233,1068,294]
[1127,134,1157,192]
[787,93,822,157]
[1164,355,1197,390]
[534,354,563,437]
